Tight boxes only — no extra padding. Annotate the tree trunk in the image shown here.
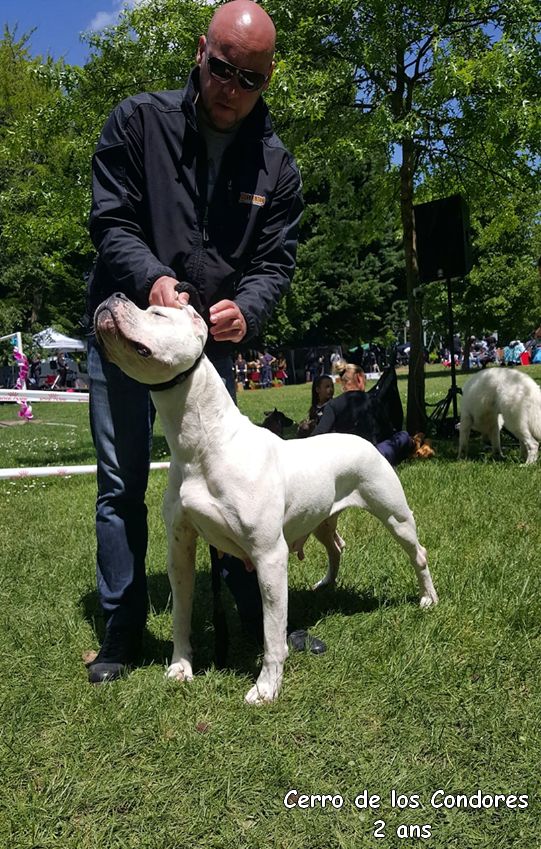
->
[400,138,426,434]
[30,290,43,328]
[461,338,471,371]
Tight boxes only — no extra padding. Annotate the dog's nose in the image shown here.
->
[113,292,129,301]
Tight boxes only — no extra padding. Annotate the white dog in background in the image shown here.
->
[458,368,541,464]
[95,294,438,704]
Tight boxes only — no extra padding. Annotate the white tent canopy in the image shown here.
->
[33,327,86,351]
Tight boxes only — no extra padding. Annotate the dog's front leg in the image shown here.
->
[245,539,289,705]
[166,518,197,684]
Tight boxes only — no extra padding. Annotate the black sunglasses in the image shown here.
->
[207,55,269,92]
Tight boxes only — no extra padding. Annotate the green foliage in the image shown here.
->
[265,0,541,422]
[0,29,93,334]
[0,0,540,363]
[80,0,212,127]
[423,190,541,343]
[266,160,405,347]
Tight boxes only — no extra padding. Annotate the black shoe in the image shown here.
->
[87,625,142,684]
[288,629,327,655]
[87,660,130,684]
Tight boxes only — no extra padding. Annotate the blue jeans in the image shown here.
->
[88,338,259,634]
[88,336,154,632]
[376,431,412,466]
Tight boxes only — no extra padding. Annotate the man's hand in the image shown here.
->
[149,276,189,308]
[209,300,247,343]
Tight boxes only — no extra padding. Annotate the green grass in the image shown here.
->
[1,366,541,848]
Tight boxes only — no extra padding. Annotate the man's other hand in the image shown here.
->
[209,300,247,342]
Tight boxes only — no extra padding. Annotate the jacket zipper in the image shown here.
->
[202,207,209,245]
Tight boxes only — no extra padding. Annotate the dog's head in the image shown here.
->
[261,408,294,437]
[94,293,208,386]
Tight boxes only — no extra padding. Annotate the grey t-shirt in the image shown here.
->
[196,101,239,201]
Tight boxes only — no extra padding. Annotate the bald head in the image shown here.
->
[207,1,276,62]
[196,1,276,130]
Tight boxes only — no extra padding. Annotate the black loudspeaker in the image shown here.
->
[414,194,472,283]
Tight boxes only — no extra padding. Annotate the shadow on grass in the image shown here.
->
[434,427,521,463]
[80,572,393,678]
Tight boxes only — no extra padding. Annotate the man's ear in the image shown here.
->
[262,59,276,92]
[196,35,206,66]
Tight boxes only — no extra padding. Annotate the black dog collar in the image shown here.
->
[146,352,205,391]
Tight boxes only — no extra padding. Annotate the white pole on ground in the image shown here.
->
[0,389,89,403]
[0,462,170,481]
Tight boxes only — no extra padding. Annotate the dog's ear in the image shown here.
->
[174,282,205,319]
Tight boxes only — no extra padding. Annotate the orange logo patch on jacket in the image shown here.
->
[239,192,266,207]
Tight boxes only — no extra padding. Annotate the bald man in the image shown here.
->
[86,1,306,683]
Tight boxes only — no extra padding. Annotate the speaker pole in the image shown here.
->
[446,276,459,422]
[425,276,462,436]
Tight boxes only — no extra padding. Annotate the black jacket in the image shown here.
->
[311,391,395,444]
[87,68,303,356]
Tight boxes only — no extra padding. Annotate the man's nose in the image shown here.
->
[222,77,240,95]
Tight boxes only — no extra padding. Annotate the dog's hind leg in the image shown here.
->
[488,415,504,459]
[458,413,472,459]
[312,515,346,590]
[245,539,289,705]
[381,511,438,609]
[519,433,539,464]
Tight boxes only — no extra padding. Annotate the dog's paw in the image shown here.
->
[245,668,282,704]
[419,592,438,609]
[244,682,278,705]
[166,660,193,683]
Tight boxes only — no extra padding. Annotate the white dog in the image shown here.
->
[458,367,541,464]
[95,294,438,704]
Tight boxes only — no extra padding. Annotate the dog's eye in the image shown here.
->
[131,341,152,358]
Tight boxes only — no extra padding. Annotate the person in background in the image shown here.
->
[297,373,335,437]
[29,355,42,388]
[312,363,433,465]
[304,349,318,382]
[259,349,275,388]
[275,352,288,384]
[235,352,247,388]
[503,339,526,366]
[330,348,342,376]
[56,351,68,389]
